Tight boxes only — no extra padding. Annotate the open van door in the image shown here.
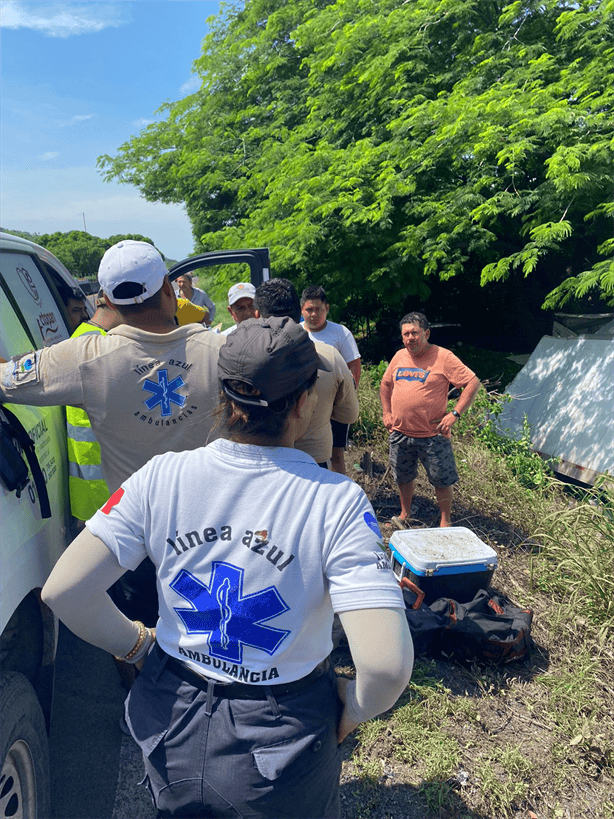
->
[168,248,270,290]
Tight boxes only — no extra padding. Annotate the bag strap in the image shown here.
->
[487,597,505,615]
[400,576,426,609]
[0,406,51,518]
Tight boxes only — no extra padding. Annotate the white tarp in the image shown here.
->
[497,336,614,484]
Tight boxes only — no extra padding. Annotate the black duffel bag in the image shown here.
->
[430,589,534,664]
[400,577,447,655]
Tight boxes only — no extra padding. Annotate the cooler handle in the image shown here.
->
[399,576,425,610]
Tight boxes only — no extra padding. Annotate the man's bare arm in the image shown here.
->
[347,358,361,387]
[435,376,482,436]
[379,372,394,431]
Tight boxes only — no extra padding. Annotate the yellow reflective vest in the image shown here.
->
[66,322,110,520]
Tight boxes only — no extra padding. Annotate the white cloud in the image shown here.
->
[38,151,60,160]
[179,75,200,96]
[0,1,129,38]
[133,118,156,128]
[56,113,96,127]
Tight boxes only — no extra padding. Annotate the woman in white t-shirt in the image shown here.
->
[42,317,412,819]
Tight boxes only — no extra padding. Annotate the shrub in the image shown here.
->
[531,479,614,628]
[353,362,389,448]
[456,390,556,492]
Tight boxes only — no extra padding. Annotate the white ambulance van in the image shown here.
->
[0,237,271,818]
[0,231,88,819]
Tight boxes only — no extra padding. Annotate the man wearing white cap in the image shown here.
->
[222,282,257,336]
[0,240,226,626]
[1,240,225,495]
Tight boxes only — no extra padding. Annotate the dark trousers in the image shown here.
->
[125,646,342,818]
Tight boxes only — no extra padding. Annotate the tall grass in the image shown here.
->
[346,363,614,817]
[352,362,388,449]
[455,389,556,492]
[530,479,614,629]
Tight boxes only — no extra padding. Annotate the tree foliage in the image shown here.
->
[4,230,158,279]
[98,0,614,329]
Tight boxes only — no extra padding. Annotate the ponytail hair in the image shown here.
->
[217,371,317,439]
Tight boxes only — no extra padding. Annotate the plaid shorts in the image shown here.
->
[389,431,459,487]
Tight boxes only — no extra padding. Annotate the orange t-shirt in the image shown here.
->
[380,345,475,437]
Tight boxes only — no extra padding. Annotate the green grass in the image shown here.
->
[476,748,530,816]
[455,388,557,493]
[353,363,389,449]
[190,269,235,331]
[530,480,614,628]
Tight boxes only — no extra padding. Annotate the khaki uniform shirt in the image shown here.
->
[295,341,359,463]
[1,324,226,493]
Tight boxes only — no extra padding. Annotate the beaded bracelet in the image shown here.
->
[115,620,148,663]
[127,628,155,665]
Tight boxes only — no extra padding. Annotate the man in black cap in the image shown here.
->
[42,316,413,819]
[254,278,359,468]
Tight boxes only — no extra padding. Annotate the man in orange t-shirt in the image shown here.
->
[380,312,480,527]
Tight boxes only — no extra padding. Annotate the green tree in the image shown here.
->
[2,228,42,243]
[106,234,157,251]
[98,0,614,327]
[30,231,159,279]
[37,231,108,279]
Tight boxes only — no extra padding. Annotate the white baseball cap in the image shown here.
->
[98,241,167,305]
[228,282,256,306]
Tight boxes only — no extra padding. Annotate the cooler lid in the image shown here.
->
[389,527,498,572]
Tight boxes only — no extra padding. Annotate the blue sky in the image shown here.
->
[1,0,221,261]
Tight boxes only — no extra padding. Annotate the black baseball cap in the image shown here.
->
[218,316,331,407]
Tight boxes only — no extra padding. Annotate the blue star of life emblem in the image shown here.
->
[170,562,290,663]
[142,369,186,416]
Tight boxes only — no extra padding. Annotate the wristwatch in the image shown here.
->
[451,409,461,419]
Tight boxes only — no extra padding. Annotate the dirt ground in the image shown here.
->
[332,443,614,819]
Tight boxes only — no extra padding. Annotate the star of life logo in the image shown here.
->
[142,369,187,416]
[171,562,290,663]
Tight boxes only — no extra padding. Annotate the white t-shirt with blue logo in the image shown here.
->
[88,439,402,685]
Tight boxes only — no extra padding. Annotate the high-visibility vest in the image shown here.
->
[66,322,110,521]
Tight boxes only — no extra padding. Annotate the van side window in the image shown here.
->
[0,284,34,360]
[0,253,71,348]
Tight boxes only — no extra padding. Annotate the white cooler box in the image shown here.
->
[389,527,498,604]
